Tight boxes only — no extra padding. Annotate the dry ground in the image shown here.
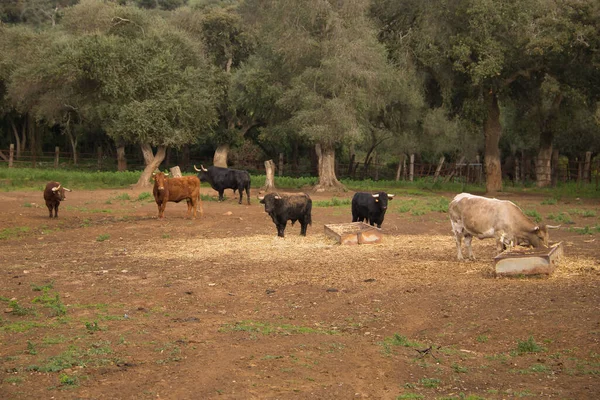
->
[0,186,599,400]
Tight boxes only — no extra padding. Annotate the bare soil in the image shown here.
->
[1,187,599,400]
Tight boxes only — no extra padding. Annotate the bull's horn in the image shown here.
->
[387,194,395,199]
[372,194,380,198]
[258,196,265,200]
[63,187,72,192]
[201,165,208,172]
[52,184,61,192]
[164,172,170,176]
[546,224,561,229]
[274,195,281,200]
[193,165,201,172]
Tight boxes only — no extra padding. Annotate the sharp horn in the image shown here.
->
[258,196,265,200]
[387,194,395,199]
[63,187,72,192]
[194,165,201,172]
[274,195,281,200]
[546,224,561,229]
[52,184,61,192]
[201,165,208,172]
[372,194,380,198]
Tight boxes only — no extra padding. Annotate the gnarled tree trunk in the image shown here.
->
[483,91,502,194]
[263,159,276,192]
[314,143,344,192]
[116,145,127,171]
[213,144,229,168]
[135,144,167,188]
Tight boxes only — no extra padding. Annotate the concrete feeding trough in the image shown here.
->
[493,242,564,277]
[324,222,383,245]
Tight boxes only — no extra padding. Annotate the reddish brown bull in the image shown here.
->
[152,172,203,219]
[43,181,72,218]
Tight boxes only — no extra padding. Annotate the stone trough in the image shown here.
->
[324,222,383,245]
[493,242,564,277]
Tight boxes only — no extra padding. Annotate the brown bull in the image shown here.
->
[449,193,559,260]
[43,181,72,218]
[152,172,203,219]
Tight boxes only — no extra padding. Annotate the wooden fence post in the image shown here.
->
[54,146,59,168]
[409,154,415,182]
[9,144,14,168]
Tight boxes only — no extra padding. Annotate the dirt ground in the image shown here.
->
[0,185,599,400]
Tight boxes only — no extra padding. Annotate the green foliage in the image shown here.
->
[0,226,31,240]
[8,300,36,316]
[515,336,546,355]
[115,193,131,201]
[569,225,600,235]
[312,198,351,207]
[396,394,424,400]
[32,290,67,317]
[418,377,440,388]
[84,321,103,332]
[219,320,339,336]
[137,192,152,201]
[96,234,110,242]
[524,209,542,223]
[547,212,574,224]
[31,282,54,292]
[59,373,79,386]
[541,198,558,205]
[26,341,37,355]
[380,333,424,355]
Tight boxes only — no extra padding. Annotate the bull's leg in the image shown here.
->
[464,234,475,260]
[54,204,59,218]
[453,232,464,261]
[218,190,225,202]
[47,204,53,218]
[198,196,204,218]
[245,186,251,205]
[276,223,286,237]
[159,203,167,219]
[238,187,243,204]
[299,218,308,236]
[186,199,194,219]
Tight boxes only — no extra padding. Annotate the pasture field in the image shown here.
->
[1,186,599,399]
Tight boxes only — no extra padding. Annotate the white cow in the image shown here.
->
[449,193,559,261]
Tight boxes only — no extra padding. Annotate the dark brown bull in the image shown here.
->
[152,172,203,219]
[43,181,72,218]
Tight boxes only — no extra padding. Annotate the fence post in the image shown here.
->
[409,154,415,182]
[97,146,102,170]
[433,156,445,182]
[9,144,14,168]
[583,151,592,183]
[54,146,59,168]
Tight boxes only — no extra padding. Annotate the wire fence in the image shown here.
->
[1,147,599,188]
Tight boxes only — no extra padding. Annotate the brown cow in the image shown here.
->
[43,181,72,218]
[449,193,559,260]
[152,172,203,219]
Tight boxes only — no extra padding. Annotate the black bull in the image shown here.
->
[259,193,312,237]
[351,191,395,228]
[194,165,251,204]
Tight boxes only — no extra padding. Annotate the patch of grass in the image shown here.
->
[568,208,597,218]
[515,336,546,355]
[569,225,600,235]
[96,234,110,242]
[200,194,219,202]
[4,376,23,384]
[27,346,86,372]
[137,192,152,201]
[540,198,558,205]
[43,335,68,345]
[114,193,131,201]
[418,377,440,388]
[26,341,38,355]
[524,209,542,223]
[1,321,46,333]
[547,212,574,224]
[162,233,171,239]
[476,335,488,343]
[84,321,103,332]
[452,363,468,373]
[59,373,79,387]
[22,202,33,207]
[379,333,424,355]
[31,281,54,292]
[396,394,424,400]
[312,197,351,207]
[7,300,36,316]
[0,226,31,240]
[32,290,67,317]
[219,320,339,336]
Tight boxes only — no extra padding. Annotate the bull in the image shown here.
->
[43,181,72,218]
[351,192,395,228]
[259,192,312,237]
[449,193,559,261]
[152,172,203,219]
[193,165,251,205]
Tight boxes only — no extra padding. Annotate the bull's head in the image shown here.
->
[51,184,72,201]
[372,192,394,210]
[259,193,281,213]
[529,224,561,248]
[153,172,169,191]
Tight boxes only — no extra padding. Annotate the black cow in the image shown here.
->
[351,191,395,228]
[43,181,72,218]
[194,165,251,204]
[259,192,312,237]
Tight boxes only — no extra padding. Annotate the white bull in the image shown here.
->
[449,193,559,261]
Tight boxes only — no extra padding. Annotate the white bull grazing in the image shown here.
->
[449,193,559,261]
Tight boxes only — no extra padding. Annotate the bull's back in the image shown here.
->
[280,193,312,221]
[449,194,510,235]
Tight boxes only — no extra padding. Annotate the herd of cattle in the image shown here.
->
[42,165,560,260]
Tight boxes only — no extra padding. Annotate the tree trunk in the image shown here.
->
[263,159,276,192]
[214,144,229,168]
[135,144,167,188]
[551,149,559,187]
[314,143,344,192]
[433,156,445,182]
[67,129,78,165]
[117,145,127,171]
[536,93,562,188]
[583,151,592,182]
[483,91,503,193]
[9,118,21,160]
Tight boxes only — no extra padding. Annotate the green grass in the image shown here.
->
[515,336,546,355]
[418,377,441,388]
[379,333,425,355]
[114,193,131,201]
[0,226,31,240]
[7,300,36,316]
[569,225,600,235]
[219,320,339,336]
[312,197,352,207]
[137,192,152,201]
[96,234,110,242]
[524,209,542,223]
[547,212,574,224]
[396,394,424,399]
[540,197,558,205]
